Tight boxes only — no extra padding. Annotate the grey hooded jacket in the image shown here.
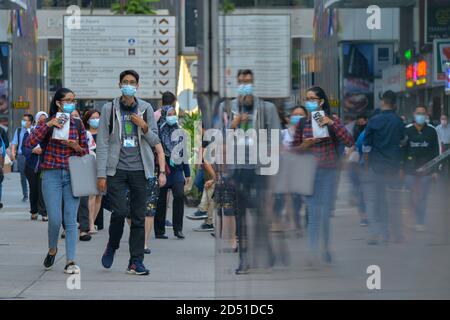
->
[96,97,161,180]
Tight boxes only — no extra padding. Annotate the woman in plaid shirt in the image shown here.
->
[26,88,89,275]
[292,87,354,266]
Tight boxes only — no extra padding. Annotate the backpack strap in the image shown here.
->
[109,100,114,136]
[17,127,22,145]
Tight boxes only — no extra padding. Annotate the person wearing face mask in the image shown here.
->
[436,115,450,177]
[26,88,89,274]
[11,113,33,202]
[22,112,48,221]
[347,114,369,227]
[292,87,354,265]
[220,69,281,274]
[403,105,440,232]
[97,70,166,276]
[272,106,308,238]
[154,92,191,240]
[82,109,103,235]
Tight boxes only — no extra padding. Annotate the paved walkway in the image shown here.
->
[1,172,449,299]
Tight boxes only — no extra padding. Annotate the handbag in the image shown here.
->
[68,154,99,197]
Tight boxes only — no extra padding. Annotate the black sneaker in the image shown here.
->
[43,249,57,270]
[193,223,214,232]
[174,231,185,239]
[0,203,3,209]
[186,211,208,220]
[101,243,116,269]
[127,260,150,275]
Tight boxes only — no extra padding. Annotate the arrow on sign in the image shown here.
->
[159,49,169,55]
[159,70,169,76]
[159,39,169,46]
[159,59,169,66]
[159,80,169,86]
[159,28,169,35]
[159,18,169,25]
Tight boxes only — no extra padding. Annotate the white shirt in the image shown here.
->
[436,124,450,144]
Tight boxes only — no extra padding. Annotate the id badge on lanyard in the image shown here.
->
[122,114,138,148]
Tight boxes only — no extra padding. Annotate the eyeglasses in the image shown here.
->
[121,81,138,86]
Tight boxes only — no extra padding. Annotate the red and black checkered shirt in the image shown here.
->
[292,116,354,168]
[27,118,89,170]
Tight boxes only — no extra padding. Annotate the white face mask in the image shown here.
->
[441,120,448,126]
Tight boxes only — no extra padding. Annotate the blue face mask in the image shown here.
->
[166,115,178,126]
[415,114,426,125]
[89,118,100,129]
[238,84,254,97]
[21,120,27,128]
[63,103,76,114]
[290,115,303,126]
[121,85,137,97]
[305,101,319,113]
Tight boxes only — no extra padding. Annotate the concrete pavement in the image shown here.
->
[0,173,214,299]
[1,171,450,300]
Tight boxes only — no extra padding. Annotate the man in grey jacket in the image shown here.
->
[223,69,281,274]
[97,70,166,275]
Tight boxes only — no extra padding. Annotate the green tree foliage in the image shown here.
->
[111,0,160,14]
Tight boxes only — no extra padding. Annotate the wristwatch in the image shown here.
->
[160,171,166,175]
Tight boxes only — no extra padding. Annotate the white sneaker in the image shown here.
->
[64,262,80,274]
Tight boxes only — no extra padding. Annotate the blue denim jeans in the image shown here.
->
[405,174,433,225]
[304,168,337,256]
[42,169,80,261]
[18,154,29,198]
[361,168,403,241]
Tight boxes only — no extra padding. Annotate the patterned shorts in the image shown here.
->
[125,176,160,218]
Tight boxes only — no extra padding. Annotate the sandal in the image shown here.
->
[31,214,38,221]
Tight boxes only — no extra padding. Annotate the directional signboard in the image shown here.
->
[219,15,291,98]
[63,15,176,99]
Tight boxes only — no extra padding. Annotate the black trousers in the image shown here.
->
[77,196,90,232]
[107,170,148,262]
[24,166,46,216]
[155,181,185,235]
[233,170,273,270]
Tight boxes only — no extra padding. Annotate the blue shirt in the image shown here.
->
[364,110,405,173]
[11,127,29,155]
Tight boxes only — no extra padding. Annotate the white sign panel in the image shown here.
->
[219,15,291,98]
[64,15,176,99]
[382,64,405,93]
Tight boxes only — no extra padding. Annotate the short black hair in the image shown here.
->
[162,91,177,106]
[292,105,307,115]
[237,69,253,78]
[23,113,34,123]
[416,105,428,112]
[356,114,368,120]
[119,70,139,83]
[382,90,396,106]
